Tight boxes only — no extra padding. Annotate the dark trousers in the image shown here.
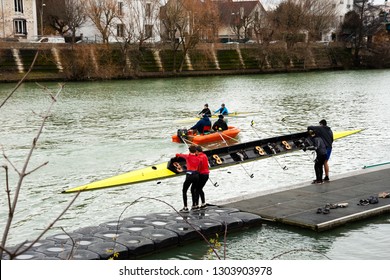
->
[314,154,326,181]
[182,173,199,207]
[196,174,209,205]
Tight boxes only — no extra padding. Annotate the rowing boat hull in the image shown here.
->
[63,129,362,193]
[172,126,241,144]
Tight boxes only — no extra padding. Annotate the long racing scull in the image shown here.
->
[62,129,362,193]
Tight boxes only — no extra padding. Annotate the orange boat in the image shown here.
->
[172,126,241,144]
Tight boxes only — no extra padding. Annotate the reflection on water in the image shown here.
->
[1,69,390,259]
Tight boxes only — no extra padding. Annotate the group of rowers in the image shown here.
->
[191,103,229,134]
[175,103,230,212]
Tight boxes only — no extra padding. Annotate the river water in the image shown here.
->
[1,69,389,260]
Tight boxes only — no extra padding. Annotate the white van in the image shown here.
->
[38,37,65,43]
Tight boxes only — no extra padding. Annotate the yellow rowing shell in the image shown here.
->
[62,129,362,193]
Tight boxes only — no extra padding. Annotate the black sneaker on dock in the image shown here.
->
[324,176,330,182]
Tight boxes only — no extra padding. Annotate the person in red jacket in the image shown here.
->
[195,145,210,209]
[176,144,200,213]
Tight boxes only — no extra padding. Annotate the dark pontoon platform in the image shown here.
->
[223,164,390,231]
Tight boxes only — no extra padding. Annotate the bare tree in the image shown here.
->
[65,0,87,43]
[85,0,119,43]
[160,0,219,72]
[160,0,187,71]
[44,0,86,42]
[268,0,336,48]
[340,0,383,66]
[120,0,161,48]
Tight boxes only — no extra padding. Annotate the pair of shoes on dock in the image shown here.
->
[326,203,349,209]
[316,207,330,214]
[357,196,379,206]
[311,180,323,184]
[316,202,349,214]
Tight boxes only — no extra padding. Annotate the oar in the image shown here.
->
[217,132,254,178]
[240,164,254,178]
[208,177,219,187]
[217,131,229,146]
[219,131,240,142]
[281,117,293,134]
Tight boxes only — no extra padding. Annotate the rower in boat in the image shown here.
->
[214,103,229,115]
[190,114,211,135]
[198,104,212,117]
[212,115,228,131]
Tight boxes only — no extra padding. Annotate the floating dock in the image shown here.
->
[3,206,262,260]
[223,164,390,231]
[3,164,390,260]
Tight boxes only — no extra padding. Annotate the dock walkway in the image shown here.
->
[223,164,390,231]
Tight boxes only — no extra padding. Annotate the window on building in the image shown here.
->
[145,24,153,38]
[14,19,27,35]
[146,3,151,18]
[117,24,124,37]
[254,11,259,22]
[118,1,123,16]
[14,0,24,13]
[240,7,244,19]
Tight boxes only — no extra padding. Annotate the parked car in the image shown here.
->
[36,37,65,43]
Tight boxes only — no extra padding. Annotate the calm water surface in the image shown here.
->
[1,69,389,259]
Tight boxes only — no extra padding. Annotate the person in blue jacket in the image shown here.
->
[306,130,327,184]
[214,103,229,115]
[308,119,333,181]
[190,114,211,134]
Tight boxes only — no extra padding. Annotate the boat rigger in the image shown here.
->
[62,129,362,193]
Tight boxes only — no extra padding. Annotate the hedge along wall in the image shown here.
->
[0,49,16,72]
[0,43,350,82]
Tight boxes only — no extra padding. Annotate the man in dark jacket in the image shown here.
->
[306,130,327,184]
[308,119,333,181]
[212,115,228,131]
[198,104,211,117]
[191,114,211,134]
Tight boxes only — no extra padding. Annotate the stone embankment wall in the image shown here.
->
[0,41,357,82]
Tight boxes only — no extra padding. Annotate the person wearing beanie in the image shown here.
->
[308,119,333,181]
[212,114,228,131]
[306,130,327,184]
